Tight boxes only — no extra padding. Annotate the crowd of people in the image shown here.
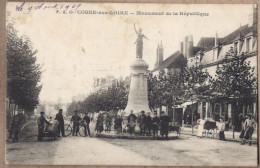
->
[37,109,91,141]
[217,113,256,145]
[95,110,171,139]
[8,108,256,143]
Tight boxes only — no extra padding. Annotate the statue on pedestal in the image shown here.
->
[134,23,148,58]
[124,23,151,117]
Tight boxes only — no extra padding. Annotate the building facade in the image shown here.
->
[152,5,257,130]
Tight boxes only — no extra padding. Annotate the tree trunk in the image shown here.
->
[232,101,237,139]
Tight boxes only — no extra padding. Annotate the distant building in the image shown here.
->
[93,75,130,92]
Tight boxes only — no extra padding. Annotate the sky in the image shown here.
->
[6,2,253,104]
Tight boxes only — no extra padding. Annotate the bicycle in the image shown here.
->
[64,122,89,137]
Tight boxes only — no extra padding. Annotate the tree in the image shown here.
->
[212,48,257,100]
[67,84,128,116]
[7,22,42,115]
[147,72,160,110]
[182,58,211,131]
[211,47,257,136]
[54,97,63,111]
[67,100,81,116]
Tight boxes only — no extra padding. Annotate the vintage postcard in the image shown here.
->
[5,2,258,166]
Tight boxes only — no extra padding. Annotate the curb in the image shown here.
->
[180,132,257,145]
[96,133,179,140]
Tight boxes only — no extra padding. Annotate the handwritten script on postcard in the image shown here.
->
[14,2,210,16]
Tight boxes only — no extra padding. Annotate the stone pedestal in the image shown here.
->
[124,58,151,116]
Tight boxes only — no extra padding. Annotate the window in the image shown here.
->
[234,42,238,53]
[246,38,251,53]
[214,103,220,114]
[202,102,206,119]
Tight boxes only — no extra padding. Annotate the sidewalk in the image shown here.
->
[180,127,257,143]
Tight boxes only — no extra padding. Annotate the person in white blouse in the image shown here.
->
[218,119,225,140]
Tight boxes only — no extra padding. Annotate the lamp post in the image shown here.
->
[172,96,176,123]
[189,87,194,134]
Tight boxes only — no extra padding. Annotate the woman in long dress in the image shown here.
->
[197,119,206,137]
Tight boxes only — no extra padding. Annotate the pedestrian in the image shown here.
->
[82,112,91,136]
[105,114,112,133]
[239,116,247,140]
[37,112,50,141]
[55,109,65,137]
[186,113,190,127]
[152,112,160,137]
[128,110,137,135]
[197,119,205,138]
[139,111,146,136]
[114,115,123,134]
[96,113,104,133]
[219,119,225,140]
[146,112,152,136]
[10,110,26,143]
[241,114,256,145]
[71,110,81,136]
[160,111,170,139]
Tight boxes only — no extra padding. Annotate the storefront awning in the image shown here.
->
[180,101,197,107]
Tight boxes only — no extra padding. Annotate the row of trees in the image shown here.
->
[67,85,127,116]
[7,22,42,117]
[147,60,211,112]
[67,48,257,121]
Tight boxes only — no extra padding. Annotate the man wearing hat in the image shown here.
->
[82,112,91,136]
[71,110,81,136]
[37,112,50,141]
[128,110,137,135]
[242,114,256,145]
[10,110,26,143]
[160,111,170,139]
[139,111,146,136]
[152,112,160,137]
[55,109,65,137]
[145,112,152,136]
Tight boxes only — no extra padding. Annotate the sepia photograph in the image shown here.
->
[5,2,258,166]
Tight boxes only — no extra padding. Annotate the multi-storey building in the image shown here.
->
[152,5,257,130]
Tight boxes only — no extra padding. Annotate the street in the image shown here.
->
[6,134,257,166]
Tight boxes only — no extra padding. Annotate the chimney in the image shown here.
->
[248,4,257,28]
[158,41,164,66]
[215,32,219,47]
[187,35,193,58]
[180,42,184,54]
[184,36,188,58]
[154,41,164,68]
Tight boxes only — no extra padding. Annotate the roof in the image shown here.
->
[196,37,215,51]
[152,51,185,72]
[196,37,225,52]
[195,24,255,51]
[193,47,202,55]
[221,24,254,44]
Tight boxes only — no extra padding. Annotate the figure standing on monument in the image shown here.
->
[134,23,148,58]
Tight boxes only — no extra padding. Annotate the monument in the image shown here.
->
[124,24,151,116]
